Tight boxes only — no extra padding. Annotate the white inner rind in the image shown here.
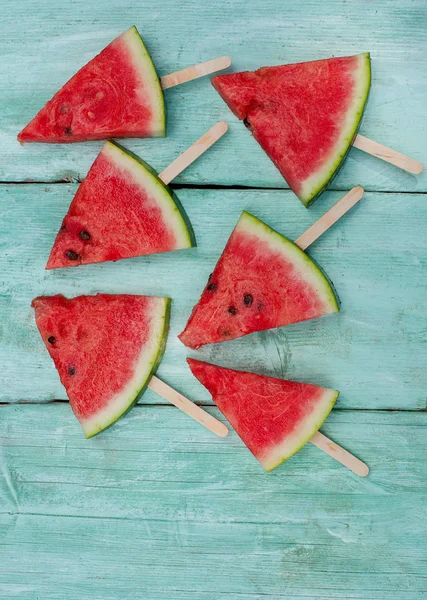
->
[122,26,165,137]
[103,141,193,249]
[237,211,339,314]
[299,53,371,205]
[80,297,169,438]
[260,388,339,472]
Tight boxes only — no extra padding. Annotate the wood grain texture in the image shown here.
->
[1,186,426,410]
[1,0,426,191]
[1,1,426,598]
[0,405,426,600]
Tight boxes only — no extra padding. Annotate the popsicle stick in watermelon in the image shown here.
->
[32,294,228,438]
[179,186,364,349]
[17,26,231,143]
[46,121,228,269]
[187,359,368,477]
[212,54,423,207]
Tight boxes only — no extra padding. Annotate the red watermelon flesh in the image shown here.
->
[179,211,338,349]
[46,141,195,269]
[18,26,165,143]
[32,294,170,437]
[188,359,339,471]
[212,54,371,206]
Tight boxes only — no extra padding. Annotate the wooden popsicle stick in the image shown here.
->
[149,375,229,438]
[160,56,232,90]
[310,431,369,477]
[295,186,364,251]
[353,134,423,175]
[158,122,228,185]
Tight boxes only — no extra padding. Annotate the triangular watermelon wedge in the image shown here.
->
[188,359,339,471]
[32,294,170,437]
[212,54,371,206]
[179,211,338,349]
[46,140,195,269]
[18,26,165,143]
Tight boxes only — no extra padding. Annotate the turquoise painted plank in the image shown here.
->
[0,0,426,190]
[1,186,426,409]
[1,405,426,599]
[0,512,426,600]
[1,406,426,511]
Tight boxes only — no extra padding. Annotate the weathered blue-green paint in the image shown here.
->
[1,0,426,192]
[0,0,426,598]
[1,186,426,410]
[0,406,426,599]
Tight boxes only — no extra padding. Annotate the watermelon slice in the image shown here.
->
[212,54,371,206]
[18,26,165,143]
[179,211,338,349]
[32,294,170,437]
[188,359,339,471]
[46,140,195,269]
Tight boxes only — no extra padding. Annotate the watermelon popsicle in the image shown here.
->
[179,186,363,349]
[187,358,368,476]
[46,122,228,269]
[18,26,231,143]
[212,54,422,207]
[32,294,171,438]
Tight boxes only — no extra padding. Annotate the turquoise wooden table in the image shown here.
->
[1,1,426,598]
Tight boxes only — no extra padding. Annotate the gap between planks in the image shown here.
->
[1,181,426,196]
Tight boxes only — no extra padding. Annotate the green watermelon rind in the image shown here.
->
[124,26,166,137]
[262,388,339,472]
[105,140,196,249]
[300,53,371,207]
[82,297,171,438]
[239,211,340,315]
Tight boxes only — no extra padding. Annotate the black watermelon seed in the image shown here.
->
[243,117,252,131]
[68,366,75,376]
[65,250,79,261]
[208,273,213,282]
[64,127,72,135]
[243,294,253,306]
[207,283,217,291]
[47,336,56,345]
[222,330,231,337]
[60,224,66,231]
[79,230,91,241]
[228,306,237,315]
